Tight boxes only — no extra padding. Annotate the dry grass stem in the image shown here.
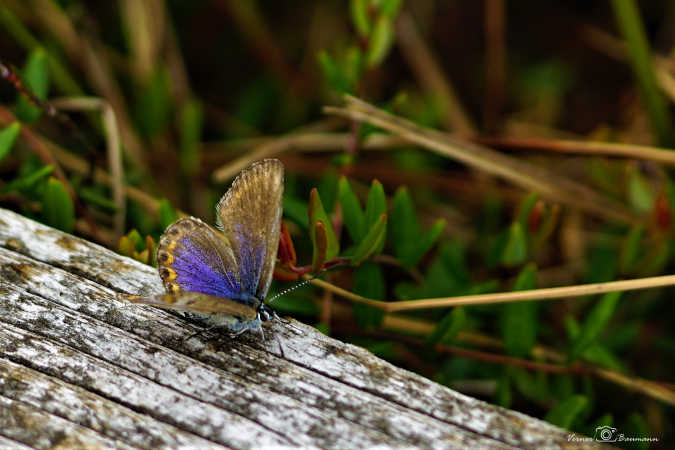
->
[312,273,675,313]
[476,135,675,165]
[324,95,639,224]
[51,97,125,238]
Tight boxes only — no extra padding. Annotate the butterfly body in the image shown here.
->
[124,159,285,337]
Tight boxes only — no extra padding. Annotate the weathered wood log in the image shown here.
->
[0,208,606,449]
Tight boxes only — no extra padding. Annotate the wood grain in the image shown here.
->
[0,208,607,449]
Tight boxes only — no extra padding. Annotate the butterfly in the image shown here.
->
[122,159,285,338]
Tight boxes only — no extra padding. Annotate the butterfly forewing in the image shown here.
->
[216,159,284,300]
[157,217,251,302]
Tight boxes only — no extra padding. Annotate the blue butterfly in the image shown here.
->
[124,159,285,337]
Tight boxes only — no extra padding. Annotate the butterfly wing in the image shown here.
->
[156,216,261,306]
[216,158,284,301]
[120,292,258,319]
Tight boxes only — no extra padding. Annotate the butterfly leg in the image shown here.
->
[228,327,250,339]
[186,325,220,341]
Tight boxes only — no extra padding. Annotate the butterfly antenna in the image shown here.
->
[267,267,334,304]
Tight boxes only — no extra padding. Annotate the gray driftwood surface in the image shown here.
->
[0,207,605,449]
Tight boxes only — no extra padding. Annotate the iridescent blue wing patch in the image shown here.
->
[156,217,256,304]
[216,159,284,301]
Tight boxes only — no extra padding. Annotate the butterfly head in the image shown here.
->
[257,302,276,323]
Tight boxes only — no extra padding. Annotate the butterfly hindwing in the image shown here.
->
[120,292,259,319]
[216,159,284,301]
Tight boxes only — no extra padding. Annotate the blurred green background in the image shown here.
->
[1,1,674,447]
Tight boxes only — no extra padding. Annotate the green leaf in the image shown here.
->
[308,188,339,269]
[42,177,75,233]
[16,48,49,122]
[495,371,512,408]
[118,236,136,257]
[428,307,466,345]
[179,98,203,176]
[79,187,118,212]
[317,171,338,213]
[552,375,575,402]
[503,264,538,357]
[392,186,420,260]
[1,164,54,193]
[0,122,21,163]
[623,413,649,450]
[582,345,625,371]
[146,235,158,267]
[158,198,179,229]
[352,262,385,329]
[349,0,371,36]
[126,229,145,252]
[364,179,386,252]
[366,16,394,68]
[318,51,352,94]
[283,196,309,229]
[501,222,528,266]
[343,46,364,91]
[620,225,644,273]
[637,240,669,276]
[380,0,404,17]
[135,67,171,138]
[545,395,588,429]
[391,187,445,268]
[136,249,150,265]
[612,0,672,146]
[508,367,541,403]
[627,168,655,213]
[338,176,366,242]
[569,291,622,360]
[516,192,539,228]
[364,180,386,227]
[413,218,446,263]
[351,213,387,265]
